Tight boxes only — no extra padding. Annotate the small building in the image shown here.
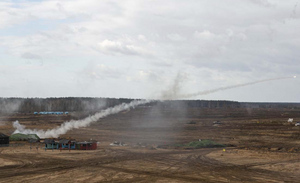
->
[76,141,97,150]
[0,133,9,146]
[44,139,59,149]
[59,139,76,149]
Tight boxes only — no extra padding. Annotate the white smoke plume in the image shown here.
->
[12,99,151,138]
[179,76,296,99]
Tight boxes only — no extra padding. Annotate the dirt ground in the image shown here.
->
[0,104,300,182]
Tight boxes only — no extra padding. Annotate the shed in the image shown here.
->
[0,133,9,146]
[44,139,59,149]
[76,141,97,150]
[59,139,76,149]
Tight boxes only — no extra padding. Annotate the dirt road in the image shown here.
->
[0,144,299,182]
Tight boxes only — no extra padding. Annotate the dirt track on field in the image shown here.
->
[1,103,300,182]
[1,145,298,183]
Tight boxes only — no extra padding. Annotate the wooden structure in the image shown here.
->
[44,139,59,149]
[59,139,76,150]
[76,141,97,150]
[43,138,97,151]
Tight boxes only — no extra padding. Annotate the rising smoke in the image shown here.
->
[160,73,187,100]
[13,99,151,138]
[0,99,22,113]
[12,75,296,138]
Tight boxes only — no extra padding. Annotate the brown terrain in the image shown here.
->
[0,103,300,182]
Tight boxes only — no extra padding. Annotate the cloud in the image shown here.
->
[248,0,274,7]
[194,30,215,39]
[0,2,31,29]
[97,39,150,56]
[137,34,147,41]
[167,33,186,41]
[80,62,125,80]
[21,52,42,60]
[0,0,299,101]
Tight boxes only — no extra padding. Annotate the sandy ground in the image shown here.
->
[1,144,299,182]
[1,105,300,182]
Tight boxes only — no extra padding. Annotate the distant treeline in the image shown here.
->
[0,97,300,113]
[0,97,132,113]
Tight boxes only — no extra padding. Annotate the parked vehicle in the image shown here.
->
[295,122,300,126]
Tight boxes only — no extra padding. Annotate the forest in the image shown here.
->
[0,97,299,113]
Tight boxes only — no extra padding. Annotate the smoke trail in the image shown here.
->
[12,99,151,138]
[160,73,186,100]
[180,76,295,98]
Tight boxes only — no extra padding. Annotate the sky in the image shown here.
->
[0,0,299,102]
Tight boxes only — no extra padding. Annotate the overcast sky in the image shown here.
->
[0,0,299,102]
